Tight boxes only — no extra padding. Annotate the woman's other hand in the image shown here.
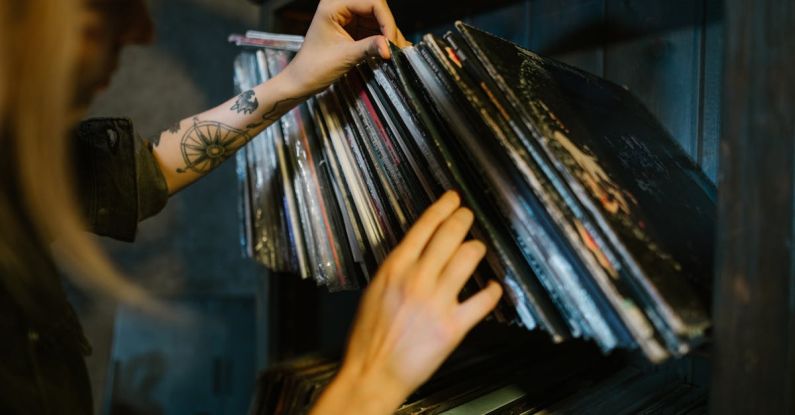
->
[282,0,411,96]
[310,191,504,414]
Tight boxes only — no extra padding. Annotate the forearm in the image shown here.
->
[152,70,308,194]
[150,0,411,195]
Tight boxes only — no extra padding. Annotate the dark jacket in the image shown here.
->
[0,118,169,414]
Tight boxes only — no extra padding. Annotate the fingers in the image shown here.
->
[370,0,399,44]
[396,191,461,261]
[351,35,390,61]
[437,240,486,297]
[415,207,474,280]
[455,280,503,331]
[340,0,398,42]
[396,28,411,48]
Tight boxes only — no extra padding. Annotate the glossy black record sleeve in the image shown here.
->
[454,22,713,342]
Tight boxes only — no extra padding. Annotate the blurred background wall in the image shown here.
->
[76,0,264,413]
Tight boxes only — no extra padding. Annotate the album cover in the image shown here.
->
[307,97,369,287]
[441,31,673,357]
[424,32,675,356]
[417,33,634,350]
[358,62,435,217]
[334,76,403,250]
[366,58,442,200]
[327,83,396,263]
[345,71,416,229]
[265,49,311,279]
[255,49,293,272]
[313,94,369,287]
[453,22,713,354]
[398,44,570,339]
[317,88,389,268]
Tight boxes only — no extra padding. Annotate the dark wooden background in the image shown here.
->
[711,0,795,413]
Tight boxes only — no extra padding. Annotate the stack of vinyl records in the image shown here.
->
[247,345,706,415]
[231,22,716,362]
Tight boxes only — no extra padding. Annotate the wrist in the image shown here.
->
[275,63,317,98]
[312,363,409,414]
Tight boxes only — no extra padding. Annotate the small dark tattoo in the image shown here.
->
[168,120,181,134]
[151,134,162,147]
[231,90,259,114]
[245,95,309,130]
[176,118,250,174]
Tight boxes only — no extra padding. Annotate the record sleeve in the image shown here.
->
[441,31,670,356]
[358,62,434,216]
[343,71,413,230]
[264,49,312,279]
[423,32,679,357]
[319,87,391,266]
[335,74,403,248]
[307,96,368,287]
[453,22,713,352]
[398,44,572,339]
[418,34,631,350]
[254,49,293,272]
[366,58,441,200]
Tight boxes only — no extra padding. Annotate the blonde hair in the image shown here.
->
[2,0,162,313]
[0,13,4,127]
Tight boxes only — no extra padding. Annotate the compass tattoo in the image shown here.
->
[176,118,250,174]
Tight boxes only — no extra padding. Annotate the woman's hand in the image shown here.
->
[310,191,504,414]
[281,0,411,96]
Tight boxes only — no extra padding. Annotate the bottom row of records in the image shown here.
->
[248,339,707,415]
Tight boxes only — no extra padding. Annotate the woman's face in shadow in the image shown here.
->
[72,0,155,118]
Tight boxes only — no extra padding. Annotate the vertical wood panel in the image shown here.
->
[529,0,606,76]
[698,0,723,182]
[603,0,704,160]
[711,0,795,413]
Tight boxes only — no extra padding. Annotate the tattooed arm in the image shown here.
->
[152,0,409,194]
[151,73,309,193]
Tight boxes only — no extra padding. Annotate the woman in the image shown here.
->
[0,0,503,413]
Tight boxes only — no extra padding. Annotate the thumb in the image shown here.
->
[349,35,390,62]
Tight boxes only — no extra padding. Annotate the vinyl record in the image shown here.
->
[454,22,713,355]
[398,44,571,339]
[418,33,630,350]
[264,49,312,279]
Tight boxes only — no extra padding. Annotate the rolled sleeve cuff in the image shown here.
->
[74,118,168,242]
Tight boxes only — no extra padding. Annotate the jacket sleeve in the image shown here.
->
[73,118,169,242]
